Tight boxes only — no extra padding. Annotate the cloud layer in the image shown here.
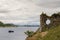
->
[0,0,60,25]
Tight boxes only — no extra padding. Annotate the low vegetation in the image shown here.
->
[24,30,34,37]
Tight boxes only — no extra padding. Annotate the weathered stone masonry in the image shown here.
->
[40,12,60,32]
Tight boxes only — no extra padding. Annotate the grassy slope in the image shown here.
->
[26,26,60,40]
[42,26,60,40]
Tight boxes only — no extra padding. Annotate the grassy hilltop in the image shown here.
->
[26,25,60,40]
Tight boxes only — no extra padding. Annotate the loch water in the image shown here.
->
[0,27,38,40]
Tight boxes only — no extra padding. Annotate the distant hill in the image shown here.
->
[17,25,39,27]
[0,21,16,27]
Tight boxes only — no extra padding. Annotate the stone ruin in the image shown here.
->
[40,12,60,32]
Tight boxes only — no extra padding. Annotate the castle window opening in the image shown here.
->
[46,19,51,25]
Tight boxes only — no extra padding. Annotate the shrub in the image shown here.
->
[24,30,34,37]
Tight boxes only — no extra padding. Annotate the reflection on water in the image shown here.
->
[0,27,38,40]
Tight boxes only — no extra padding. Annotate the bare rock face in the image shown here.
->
[40,12,60,32]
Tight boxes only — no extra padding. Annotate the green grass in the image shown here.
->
[42,25,60,40]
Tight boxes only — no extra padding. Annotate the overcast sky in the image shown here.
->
[0,0,60,25]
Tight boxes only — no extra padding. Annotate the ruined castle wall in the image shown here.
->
[40,13,60,32]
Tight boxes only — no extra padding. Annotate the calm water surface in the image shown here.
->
[0,27,39,40]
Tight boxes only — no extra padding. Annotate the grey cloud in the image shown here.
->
[0,9,10,13]
[37,0,60,8]
[16,0,33,2]
[0,15,40,25]
[27,21,40,25]
[17,8,28,11]
[0,17,25,20]
[28,16,39,20]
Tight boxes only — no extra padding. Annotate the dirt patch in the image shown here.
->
[26,31,48,40]
[40,31,48,37]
